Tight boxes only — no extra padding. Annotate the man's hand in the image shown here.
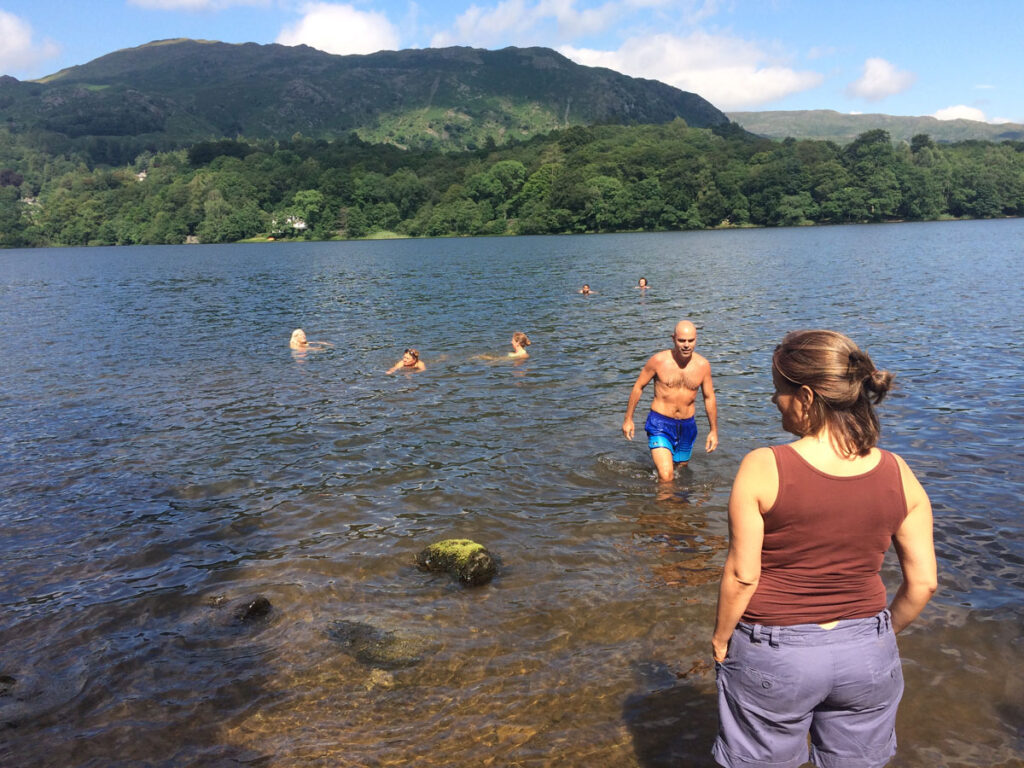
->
[622,420,635,440]
[706,430,718,453]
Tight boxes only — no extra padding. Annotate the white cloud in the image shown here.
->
[847,57,915,101]
[277,3,400,55]
[0,10,59,76]
[933,105,987,122]
[560,31,823,110]
[431,0,620,48]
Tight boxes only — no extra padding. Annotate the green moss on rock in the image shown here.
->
[416,538,497,586]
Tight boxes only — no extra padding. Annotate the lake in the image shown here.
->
[1,220,1022,767]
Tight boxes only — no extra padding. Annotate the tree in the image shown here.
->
[291,189,326,231]
[910,134,935,154]
[0,186,27,246]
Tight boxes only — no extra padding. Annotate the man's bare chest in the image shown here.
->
[656,366,702,392]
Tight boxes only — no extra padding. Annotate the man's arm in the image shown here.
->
[702,366,718,452]
[622,357,657,440]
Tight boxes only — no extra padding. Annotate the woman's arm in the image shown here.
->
[712,447,773,661]
[889,454,938,634]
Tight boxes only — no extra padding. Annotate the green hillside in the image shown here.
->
[728,109,1024,144]
[0,39,730,164]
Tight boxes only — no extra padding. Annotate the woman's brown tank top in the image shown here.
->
[741,444,909,625]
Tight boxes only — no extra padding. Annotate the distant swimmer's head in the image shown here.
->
[511,332,531,348]
[290,329,308,348]
[581,284,591,294]
[402,348,420,366]
[638,277,648,288]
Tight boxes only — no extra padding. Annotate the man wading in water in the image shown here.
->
[622,320,718,481]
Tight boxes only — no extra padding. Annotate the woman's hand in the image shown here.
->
[712,638,729,663]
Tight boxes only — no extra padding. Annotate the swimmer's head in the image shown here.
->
[402,348,420,365]
[582,284,591,292]
[290,329,308,348]
[638,277,648,287]
[512,332,531,348]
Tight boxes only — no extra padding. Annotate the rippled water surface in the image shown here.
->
[1,221,1022,767]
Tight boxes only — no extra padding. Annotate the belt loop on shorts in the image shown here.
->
[769,625,781,648]
[749,623,763,644]
[877,609,891,635]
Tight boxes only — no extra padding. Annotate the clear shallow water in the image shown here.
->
[1,220,1022,767]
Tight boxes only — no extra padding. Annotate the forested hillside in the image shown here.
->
[0,39,729,165]
[2,122,1022,248]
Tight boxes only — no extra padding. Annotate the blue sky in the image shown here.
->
[1,0,1020,122]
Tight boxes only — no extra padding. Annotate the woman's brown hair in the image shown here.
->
[512,332,531,347]
[772,330,894,456]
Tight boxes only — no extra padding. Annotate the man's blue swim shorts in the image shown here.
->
[644,411,698,463]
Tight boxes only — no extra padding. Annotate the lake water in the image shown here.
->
[1,220,1022,767]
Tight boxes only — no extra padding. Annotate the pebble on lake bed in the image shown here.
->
[415,539,497,586]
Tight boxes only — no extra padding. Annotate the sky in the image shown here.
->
[1,0,1020,123]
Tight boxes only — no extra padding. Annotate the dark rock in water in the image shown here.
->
[0,661,88,727]
[0,674,16,697]
[234,595,272,623]
[416,539,497,586]
[328,620,435,669]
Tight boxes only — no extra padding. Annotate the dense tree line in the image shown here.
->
[1,121,1023,248]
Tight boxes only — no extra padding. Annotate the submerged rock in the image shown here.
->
[415,539,497,586]
[234,595,272,624]
[0,661,88,727]
[328,620,435,669]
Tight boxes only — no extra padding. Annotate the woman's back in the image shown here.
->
[743,444,908,625]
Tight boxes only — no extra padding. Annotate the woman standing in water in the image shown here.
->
[711,330,937,768]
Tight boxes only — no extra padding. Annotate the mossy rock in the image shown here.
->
[416,538,497,586]
[328,620,435,669]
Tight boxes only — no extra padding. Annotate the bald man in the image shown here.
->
[622,320,718,481]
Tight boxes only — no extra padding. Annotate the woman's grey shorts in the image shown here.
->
[712,609,904,768]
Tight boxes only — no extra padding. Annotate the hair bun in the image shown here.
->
[863,369,893,402]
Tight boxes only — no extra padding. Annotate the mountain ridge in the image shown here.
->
[728,109,1024,144]
[0,39,731,163]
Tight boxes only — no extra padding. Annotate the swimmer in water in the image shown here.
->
[509,331,531,359]
[290,328,333,350]
[579,284,593,295]
[637,277,649,290]
[387,348,426,373]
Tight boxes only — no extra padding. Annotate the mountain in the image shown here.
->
[0,39,731,163]
[727,109,1024,145]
